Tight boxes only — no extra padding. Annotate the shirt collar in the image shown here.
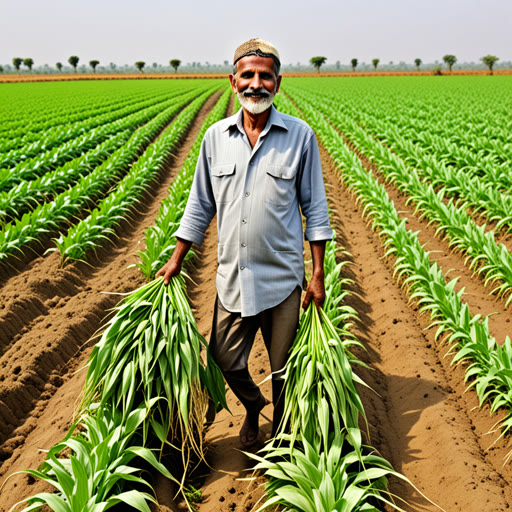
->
[223,104,289,134]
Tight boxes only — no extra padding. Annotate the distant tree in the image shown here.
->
[351,58,358,72]
[68,55,79,72]
[56,62,63,72]
[414,58,422,71]
[372,58,380,71]
[12,57,23,74]
[335,60,340,70]
[135,61,145,73]
[0,65,3,73]
[309,56,327,72]
[109,62,117,70]
[89,60,99,73]
[23,58,34,72]
[169,59,181,73]
[442,54,457,72]
[481,55,499,75]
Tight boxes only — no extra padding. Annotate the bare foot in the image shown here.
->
[239,397,270,448]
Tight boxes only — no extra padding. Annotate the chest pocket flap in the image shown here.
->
[211,163,236,203]
[265,164,297,206]
[212,163,236,177]
[266,164,296,180]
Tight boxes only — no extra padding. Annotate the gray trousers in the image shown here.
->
[209,287,301,434]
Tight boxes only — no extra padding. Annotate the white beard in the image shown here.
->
[237,90,275,115]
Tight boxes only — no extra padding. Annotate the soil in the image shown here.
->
[1,93,512,512]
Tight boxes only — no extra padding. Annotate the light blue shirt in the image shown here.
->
[174,105,333,317]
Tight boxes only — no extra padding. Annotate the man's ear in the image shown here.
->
[275,75,282,94]
[229,74,237,94]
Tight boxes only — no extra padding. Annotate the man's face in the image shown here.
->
[229,55,281,115]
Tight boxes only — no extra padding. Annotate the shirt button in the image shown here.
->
[240,266,245,270]
[241,243,247,247]
[241,219,247,224]
[245,192,250,197]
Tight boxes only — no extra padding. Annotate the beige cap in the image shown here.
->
[233,38,281,66]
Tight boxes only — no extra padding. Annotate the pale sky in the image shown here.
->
[1,0,510,67]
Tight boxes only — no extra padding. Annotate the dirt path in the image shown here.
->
[2,95,512,512]
[0,90,223,510]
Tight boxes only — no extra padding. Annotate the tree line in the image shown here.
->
[6,56,183,74]
[309,54,501,74]
[2,55,502,75]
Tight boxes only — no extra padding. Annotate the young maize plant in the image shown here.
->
[8,403,179,512]
[53,86,222,264]
[0,87,210,262]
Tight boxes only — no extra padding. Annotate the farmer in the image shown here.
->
[156,38,332,448]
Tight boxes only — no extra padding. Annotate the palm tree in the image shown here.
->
[309,56,327,73]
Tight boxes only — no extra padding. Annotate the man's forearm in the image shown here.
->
[302,240,327,309]
[310,240,326,279]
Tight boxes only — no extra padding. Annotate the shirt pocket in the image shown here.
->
[211,163,236,203]
[264,164,297,207]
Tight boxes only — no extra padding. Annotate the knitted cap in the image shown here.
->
[233,38,281,66]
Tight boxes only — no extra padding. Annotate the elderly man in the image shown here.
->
[157,38,332,447]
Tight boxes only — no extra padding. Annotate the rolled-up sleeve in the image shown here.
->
[299,134,333,242]
[173,136,216,245]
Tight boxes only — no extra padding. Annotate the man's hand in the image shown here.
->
[156,259,182,285]
[302,271,326,309]
[302,240,327,309]
[155,238,192,285]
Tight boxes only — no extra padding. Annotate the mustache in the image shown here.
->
[242,88,271,98]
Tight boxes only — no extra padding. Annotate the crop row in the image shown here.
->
[0,87,196,181]
[0,80,185,139]
[0,85,214,262]
[287,85,512,306]
[0,87,176,155]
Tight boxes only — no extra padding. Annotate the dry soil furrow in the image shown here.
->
[320,142,512,511]
[0,90,223,488]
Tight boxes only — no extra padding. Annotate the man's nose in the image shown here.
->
[249,73,262,89]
